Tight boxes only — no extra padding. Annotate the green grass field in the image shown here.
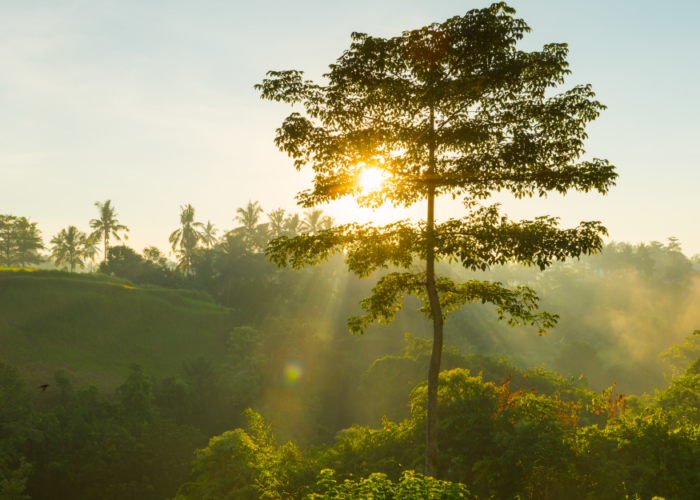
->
[0,268,239,401]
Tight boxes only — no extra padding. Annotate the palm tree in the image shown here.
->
[89,200,129,262]
[267,208,286,238]
[234,200,264,241]
[50,226,98,272]
[251,223,271,252]
[283,213,303,237]
[321,216,335,231]
[169,204,203,276]
[300,209,332,235]
[201,221,219,248]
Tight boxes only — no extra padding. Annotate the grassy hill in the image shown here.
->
[0,268,239,400]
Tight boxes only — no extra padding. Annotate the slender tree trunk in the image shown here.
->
[424,107,443,478]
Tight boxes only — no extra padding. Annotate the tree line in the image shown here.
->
[0,199,335,275]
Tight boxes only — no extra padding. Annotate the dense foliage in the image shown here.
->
[4,319,699,499]
[0,215,43,268]
[175,365,697,500]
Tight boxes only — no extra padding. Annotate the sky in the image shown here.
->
[1,0,699,256]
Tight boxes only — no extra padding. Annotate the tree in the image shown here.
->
[0,216,44,268]
[0,459,31,500]
[99,245,145,281]
[116,364,156,423]
[234,201,263,236]
[267,208,287,238]
[321,216,335,231]
[49,226,98,272]
[257,3,616,476]
[235,201,270,252]
[0,360,33,481]
[13,217,44,268]
[169,204,204,276]
[143,246,168,264]
[659,330,700,377]
[175,410,302,500]
[0,215,18,267]
[300,209,332,235]
[250,223,271,253]
[89,200,130,262]
[201,221,219,248]
[283,213,303,237]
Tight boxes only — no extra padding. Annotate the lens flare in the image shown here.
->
[284,361,303,384]
[360,168,385,192]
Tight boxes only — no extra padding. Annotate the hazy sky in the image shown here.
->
[2,0,699,256]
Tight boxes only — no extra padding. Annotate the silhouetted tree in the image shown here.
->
[169,205,203,276]
[50,226,98,272]
[300,209,332,235]
[267,208,286,238]
[201,221,219,248]
[0,215,44,268]
[234,201,263,239]
[13,217,44,267]
[258,3,615,475]
[0,215,18,267]
[283,213,302,237]
[89,200,129,262]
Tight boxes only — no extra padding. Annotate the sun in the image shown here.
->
[360,168,385,192]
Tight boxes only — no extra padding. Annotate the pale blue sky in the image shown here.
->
[1,0,699,256]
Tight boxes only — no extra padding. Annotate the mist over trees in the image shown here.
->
[3,197,700,499]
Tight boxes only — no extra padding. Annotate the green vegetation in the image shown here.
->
[2,243,699,498]
[174,365,695,500]
[0,216,44,269]
[2,4,700,500]
[0,268,236,392]
[48,226,99,272]
[3,202,700,500]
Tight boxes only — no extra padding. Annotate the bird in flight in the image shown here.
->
[38,384,50,392]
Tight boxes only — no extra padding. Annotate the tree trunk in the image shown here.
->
[424,106,443,478]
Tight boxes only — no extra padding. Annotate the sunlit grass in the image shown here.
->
[0,270,238,395]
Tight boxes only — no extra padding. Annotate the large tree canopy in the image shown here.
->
[258,5,614,209]
[257,2,616,476]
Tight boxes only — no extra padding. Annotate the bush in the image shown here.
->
[303,469,469,500]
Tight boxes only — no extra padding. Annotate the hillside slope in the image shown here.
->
[0,269,239,397]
